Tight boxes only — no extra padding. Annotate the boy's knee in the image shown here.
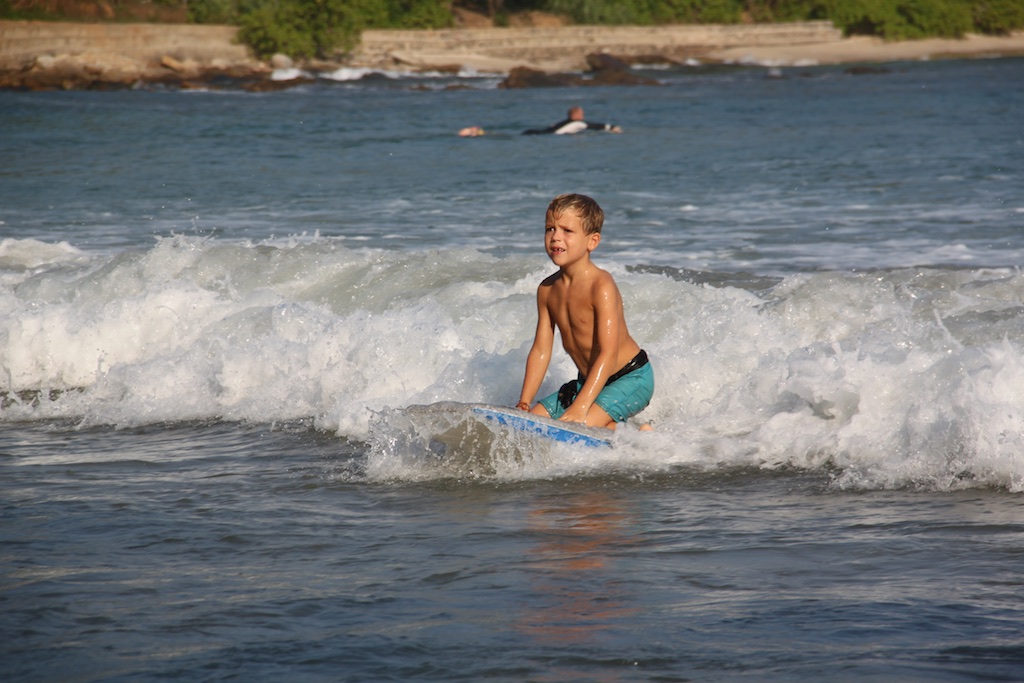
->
[585,404,615,429]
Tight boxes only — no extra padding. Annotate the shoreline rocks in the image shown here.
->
[0,52,273,91]
[2,20,1023,92]
[0,20,267,90]
[499,54,662,89]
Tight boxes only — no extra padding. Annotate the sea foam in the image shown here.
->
[3,236,1024,490]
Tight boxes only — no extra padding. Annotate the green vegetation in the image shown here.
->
[790,0,976,39]
[2,0,1022,58]
[544,0,743,25]
[0,0,186,22]
[234,0,453,58]
[970,0,1024,33]
[536,0,1019,38]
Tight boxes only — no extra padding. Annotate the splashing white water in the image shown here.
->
[3,236,1024,490]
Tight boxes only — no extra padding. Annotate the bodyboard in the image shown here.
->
[470,404,612,448]
[390,402,613,477]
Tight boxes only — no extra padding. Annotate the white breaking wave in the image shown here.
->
[3,236,1024,491]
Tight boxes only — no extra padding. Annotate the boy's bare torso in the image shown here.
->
[540,266,642,378]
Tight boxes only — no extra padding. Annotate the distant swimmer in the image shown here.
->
[523,106,622,135]
[458,126,485,137]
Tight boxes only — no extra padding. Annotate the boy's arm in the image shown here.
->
[559,277,622,423]
[517,287,555,410]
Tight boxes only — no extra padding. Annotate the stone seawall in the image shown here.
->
[0,21,250,68]
[361,21,842,53]
[1,19,842,71]
[355,21,843,70]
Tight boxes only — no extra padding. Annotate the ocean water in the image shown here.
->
[3,56,1024,682]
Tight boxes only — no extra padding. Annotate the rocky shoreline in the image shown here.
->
[1,19,1023,91]
[0,21,270,91]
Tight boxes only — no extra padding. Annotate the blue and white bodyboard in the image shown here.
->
[471,405,612,448]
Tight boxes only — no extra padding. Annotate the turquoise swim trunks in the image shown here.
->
[538,350,654,423]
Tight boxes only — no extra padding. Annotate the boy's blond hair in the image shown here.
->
[548,194,604,235]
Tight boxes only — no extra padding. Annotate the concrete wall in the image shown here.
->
[1,19,842,69]
[355,22,843,61]
[0,21,249,67]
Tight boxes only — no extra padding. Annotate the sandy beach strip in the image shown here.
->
[705,32,1024,67]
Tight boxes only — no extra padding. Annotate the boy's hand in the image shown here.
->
[559,405,589,424]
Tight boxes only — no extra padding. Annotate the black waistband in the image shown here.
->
[582,349,649,386]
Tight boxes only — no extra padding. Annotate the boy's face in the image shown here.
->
[545,209,600,267]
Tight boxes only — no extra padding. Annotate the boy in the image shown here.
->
[516,194,653,430]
